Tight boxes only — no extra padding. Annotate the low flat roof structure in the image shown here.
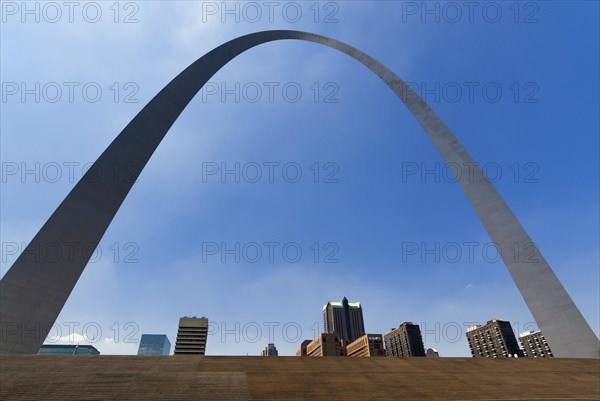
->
[1,356,598,400]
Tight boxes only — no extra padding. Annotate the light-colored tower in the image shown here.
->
[306,333,346,357]
[346,334,385,357]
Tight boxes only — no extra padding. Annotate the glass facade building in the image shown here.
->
[137,334,171,356]
[38,344,100,355]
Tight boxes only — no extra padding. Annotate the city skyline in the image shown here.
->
[1,2,598,357]
[35,303,560,358]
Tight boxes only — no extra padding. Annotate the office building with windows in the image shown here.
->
[174,316,208,355]
[346,334,385,357]
[323,297,365,343]
[137,334,171,356]
[384,322,426,357]
[466,319,523,358]
[306,333,346,357]
[520,330,553,358]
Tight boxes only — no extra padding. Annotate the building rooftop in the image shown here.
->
[37,344,100,355]
[322,297,361,311]
[519,330,541,338]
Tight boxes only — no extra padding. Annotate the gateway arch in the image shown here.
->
[1,30,598,357]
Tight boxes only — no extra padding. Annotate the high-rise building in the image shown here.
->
[305,333,346,357]
[296,340,311,356]
[137,334,171,356]
[425,348,440,357]
[384,322,426,357]
[261,343,278,356]
[519,331,553,358]
[466,319,523,358]
[346,334,385,357]
[174,316,208,355]
[323,297,365,343]
[38,344,100,355]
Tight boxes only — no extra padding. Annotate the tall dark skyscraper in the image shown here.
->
[466,319,523,358]
[384,322,426,357]
[173,317,208,355]
[261,343,278,356]
[137,334,171,356]
[323,297,365,343]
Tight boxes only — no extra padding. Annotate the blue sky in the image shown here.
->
[1,1,598,356]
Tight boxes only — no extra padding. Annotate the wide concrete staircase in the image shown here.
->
[1,356,599,400]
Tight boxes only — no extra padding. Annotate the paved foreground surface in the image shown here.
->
[1,356,599,400]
